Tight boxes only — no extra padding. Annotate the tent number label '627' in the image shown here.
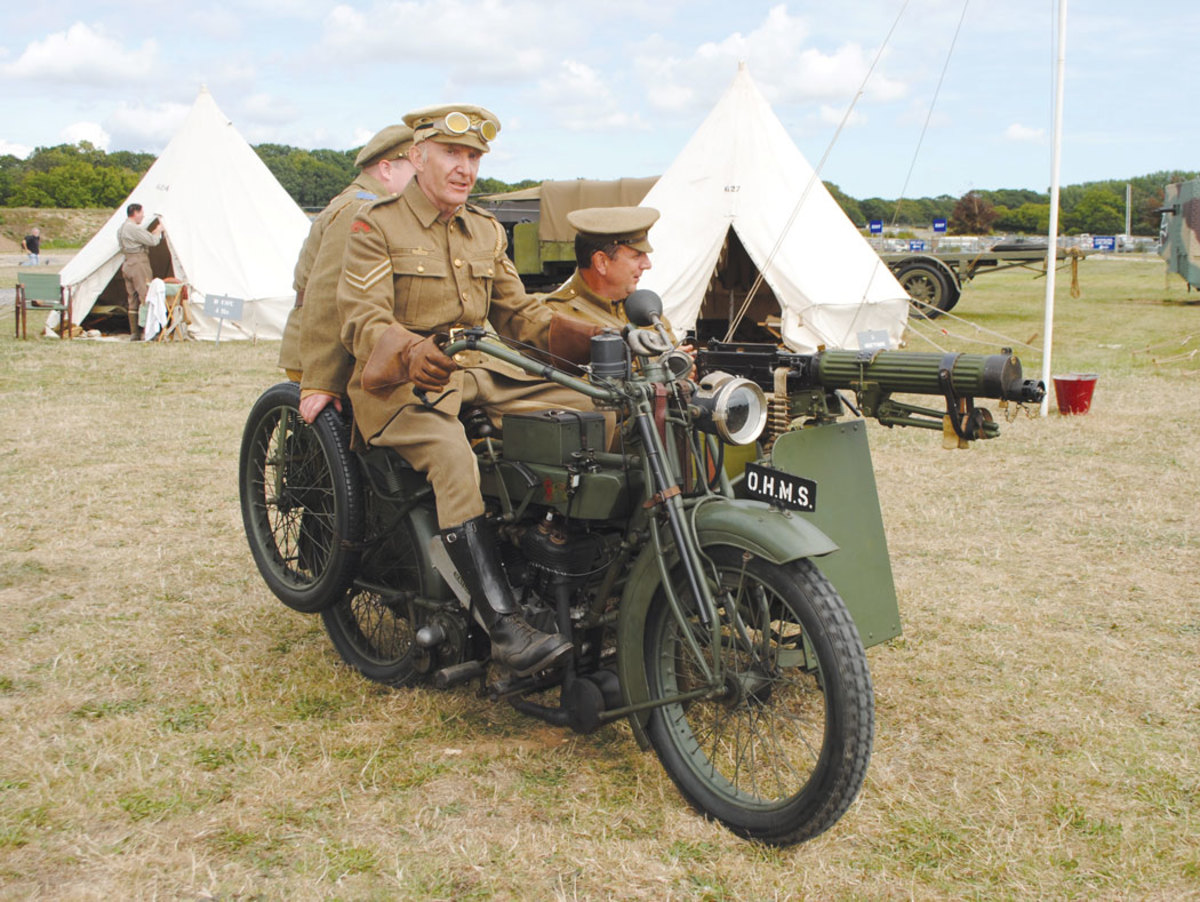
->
[744,463,817,513]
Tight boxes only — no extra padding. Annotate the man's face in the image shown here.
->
[413,141,481,217]
[132,209,145,224]
[597,245,652,300]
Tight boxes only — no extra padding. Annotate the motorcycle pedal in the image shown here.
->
[433,659,486,690]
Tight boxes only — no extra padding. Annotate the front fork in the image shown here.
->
[631,398,725,686]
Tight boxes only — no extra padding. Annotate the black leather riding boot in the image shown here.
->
[128,311,142,341]
[440,516,571,677]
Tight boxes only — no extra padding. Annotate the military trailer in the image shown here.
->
[1160,178,1200,291]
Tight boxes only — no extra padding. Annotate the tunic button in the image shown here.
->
[454,259,463,267]
[417,265,425,273]
[487,269,494,276]
[461,292,468,301]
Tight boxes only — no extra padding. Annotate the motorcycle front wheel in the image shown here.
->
[643,547,874,846]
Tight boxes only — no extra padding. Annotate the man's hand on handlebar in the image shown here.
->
[407,333,457,392]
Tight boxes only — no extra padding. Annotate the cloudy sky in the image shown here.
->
[0,1,1191,199]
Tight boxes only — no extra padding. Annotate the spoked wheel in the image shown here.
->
[239,382,362,612]
[643,547,874,846]
[898,260,958,319]
[321,499,460,687]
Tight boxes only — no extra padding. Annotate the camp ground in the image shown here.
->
[52,89,310,341]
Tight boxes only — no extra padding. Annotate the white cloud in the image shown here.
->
[105,101,192,151]
[320,1,567,82]
[1005,123,1045,143]
[60,121,111,150]
[0,22,160,86]
[818,104,866,128]
[636,5,907,116]
[241,92,299,125]
[533,60,648,133]
[0,139,33,159]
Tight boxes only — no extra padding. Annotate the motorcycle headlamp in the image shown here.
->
[690,371,768,445]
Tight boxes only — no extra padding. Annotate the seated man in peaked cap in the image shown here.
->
[541,206,676,339]
[280,124,417,423]
[336,104,602,677]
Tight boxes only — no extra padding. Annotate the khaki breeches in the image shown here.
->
[120,255,153,313]
[371,369,592,529]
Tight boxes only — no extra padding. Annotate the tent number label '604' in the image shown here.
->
[744,463,817,513]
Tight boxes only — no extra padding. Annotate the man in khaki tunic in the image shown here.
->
[541,206,674,338]
[117,204,165,340]
[277,125,415,410]
[337,105,599,677]
[290,126,417,423]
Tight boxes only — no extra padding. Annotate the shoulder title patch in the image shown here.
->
[351,221,371,233]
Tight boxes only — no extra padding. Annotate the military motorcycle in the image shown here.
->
[239,291,1043,846]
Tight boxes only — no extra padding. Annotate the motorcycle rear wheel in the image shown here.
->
[239,382,362,613]
[321,503,447,687]
[643,548,874,846]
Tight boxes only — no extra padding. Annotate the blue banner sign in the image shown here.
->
[908,240,926,252]
[1092,236,1117,251]
[869,220,883,235]
[933,218,947,233]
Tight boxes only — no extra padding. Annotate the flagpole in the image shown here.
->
[1040,0,1068,416]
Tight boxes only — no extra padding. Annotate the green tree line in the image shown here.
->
[3,141,1195,236]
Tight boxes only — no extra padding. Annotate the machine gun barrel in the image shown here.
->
[811,349,1044,403]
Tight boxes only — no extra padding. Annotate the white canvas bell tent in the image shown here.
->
[639,63,910,352]
[56,87,310,340]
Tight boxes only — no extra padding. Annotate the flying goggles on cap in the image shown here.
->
[416,110,499,143]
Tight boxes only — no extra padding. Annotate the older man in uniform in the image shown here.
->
[117,204,165,340]
[337,105,599,677]
[278,126,415,413]
[541,206,674,337]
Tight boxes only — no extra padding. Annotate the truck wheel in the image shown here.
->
[897,261,958,319]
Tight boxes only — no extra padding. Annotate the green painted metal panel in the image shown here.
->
[770,421,902,646]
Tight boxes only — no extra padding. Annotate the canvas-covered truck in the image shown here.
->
[477,177,659,292]
[1160,178,1200,291]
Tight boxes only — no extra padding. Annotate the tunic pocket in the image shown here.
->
[466,258,496,322]
[391,253,450,328]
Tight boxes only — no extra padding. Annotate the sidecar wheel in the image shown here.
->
[643,549,874,846]
[239,382,362,613]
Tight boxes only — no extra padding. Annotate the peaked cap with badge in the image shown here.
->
[567,206,659,253]
[403,104,500,154]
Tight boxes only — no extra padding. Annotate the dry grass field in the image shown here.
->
[1,257,1197,900]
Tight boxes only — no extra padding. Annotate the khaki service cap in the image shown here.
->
[403,104,500,154]
[354,124,415,168]
[567,206,660,253]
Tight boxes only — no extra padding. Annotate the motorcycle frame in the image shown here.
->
[438,330,840,741]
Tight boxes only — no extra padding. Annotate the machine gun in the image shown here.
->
[694,340,1045,447]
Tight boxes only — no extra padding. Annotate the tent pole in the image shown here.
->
[1040,0,1068,417]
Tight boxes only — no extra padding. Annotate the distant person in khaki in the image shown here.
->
[541,206,674,337]
[337,104,599,677]
[117,203,165,341]
[281,125,417,423]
